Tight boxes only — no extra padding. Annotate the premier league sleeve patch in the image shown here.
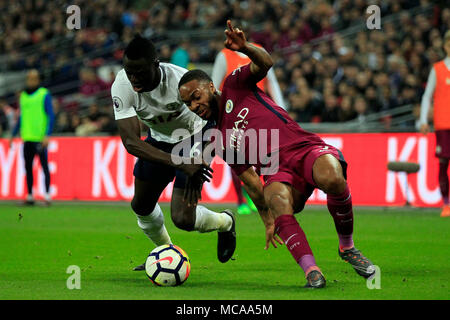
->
[113,96,123,112]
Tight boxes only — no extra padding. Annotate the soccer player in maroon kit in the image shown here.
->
[179,21,375,288]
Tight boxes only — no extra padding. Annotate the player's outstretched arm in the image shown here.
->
[239,167,283,250]
[117,116,179,165]
[117,117,213,179]
[224,20,273,81]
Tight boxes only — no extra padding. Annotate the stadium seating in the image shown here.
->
[0,0,448,136]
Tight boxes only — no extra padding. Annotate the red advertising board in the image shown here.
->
[0,133,445,207]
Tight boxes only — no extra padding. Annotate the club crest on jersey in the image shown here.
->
[113,96,123,112]
[225,99,234,113]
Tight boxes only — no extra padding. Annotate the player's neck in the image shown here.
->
[146,67,162,92]
[25,86,39,94]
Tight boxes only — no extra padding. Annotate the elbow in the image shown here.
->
[123,138,139,156]
[263,57,273,73]
[267,56,274,69]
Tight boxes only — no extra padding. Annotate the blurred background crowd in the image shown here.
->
[0,0,449,137]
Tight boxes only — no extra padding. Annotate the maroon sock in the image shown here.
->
[231,171,245,205]
[274,214,317,274]
[327,185,354,249]
[439,161,449,205]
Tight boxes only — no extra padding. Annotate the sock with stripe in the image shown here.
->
[274,214,319,276]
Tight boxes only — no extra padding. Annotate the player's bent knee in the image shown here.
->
[321,174,347,195]
[131,197,157,216]
[266,194,293,217]
[313,157,346,194]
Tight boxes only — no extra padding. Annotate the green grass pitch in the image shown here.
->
[0,202,448,300]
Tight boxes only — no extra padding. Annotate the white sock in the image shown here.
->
[136,204,172,246]
[194,205,232,233]
[44,193,51,201]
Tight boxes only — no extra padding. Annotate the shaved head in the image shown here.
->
[26,69,40,89]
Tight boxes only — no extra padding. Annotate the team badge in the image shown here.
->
[113,96,123,112]
[225,99,234,113]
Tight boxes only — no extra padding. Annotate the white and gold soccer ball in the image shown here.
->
[145,244,191,286]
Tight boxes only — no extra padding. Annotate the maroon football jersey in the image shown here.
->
[216,63,327,175]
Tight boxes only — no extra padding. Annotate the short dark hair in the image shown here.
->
[178,69,212,88]
[124,34,157,61]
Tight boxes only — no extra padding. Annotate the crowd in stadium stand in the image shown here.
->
[0,0,448,136]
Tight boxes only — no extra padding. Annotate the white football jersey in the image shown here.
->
[111,63,206,143]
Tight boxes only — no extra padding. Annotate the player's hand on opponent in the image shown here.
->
[180,158,213,206]
[42,136,49,149]
[179,158,213,179]
[184,175,204,207]
[224,20,247,52]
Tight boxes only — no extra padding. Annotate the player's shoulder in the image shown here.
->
[111,69,133,95]
[112,69,130,86]
[160,62,188,80]
[223,64,251,89]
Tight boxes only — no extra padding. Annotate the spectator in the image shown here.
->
[0,0,444,130]
[79,68,110,96]
[170,39,190,69]
[0,103,8,136]
[339,96,357,122]
[354,96,369,123]
[53,111,71,134]
[159,44,172,63]
[87,103,103,122]
[75,116,98,136]
[0,99,15,136]
[365,86,382,113]
[321,94,340,122]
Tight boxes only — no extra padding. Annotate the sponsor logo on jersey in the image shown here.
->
[225,100,234,113]
[230,107,249,151]
[112,96,123,112]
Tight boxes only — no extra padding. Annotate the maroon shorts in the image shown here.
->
[263,143,347,211]
[435,130,450,159]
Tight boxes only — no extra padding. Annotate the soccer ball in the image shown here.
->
[145,244,191,286]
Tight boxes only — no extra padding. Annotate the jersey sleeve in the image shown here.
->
[419,67,436,125]
[223,63,258,90]
[111,79,137,120]
[44,93,55,135]
[211,52,227,89]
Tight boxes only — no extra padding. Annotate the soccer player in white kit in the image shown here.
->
[111,35,236,270]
